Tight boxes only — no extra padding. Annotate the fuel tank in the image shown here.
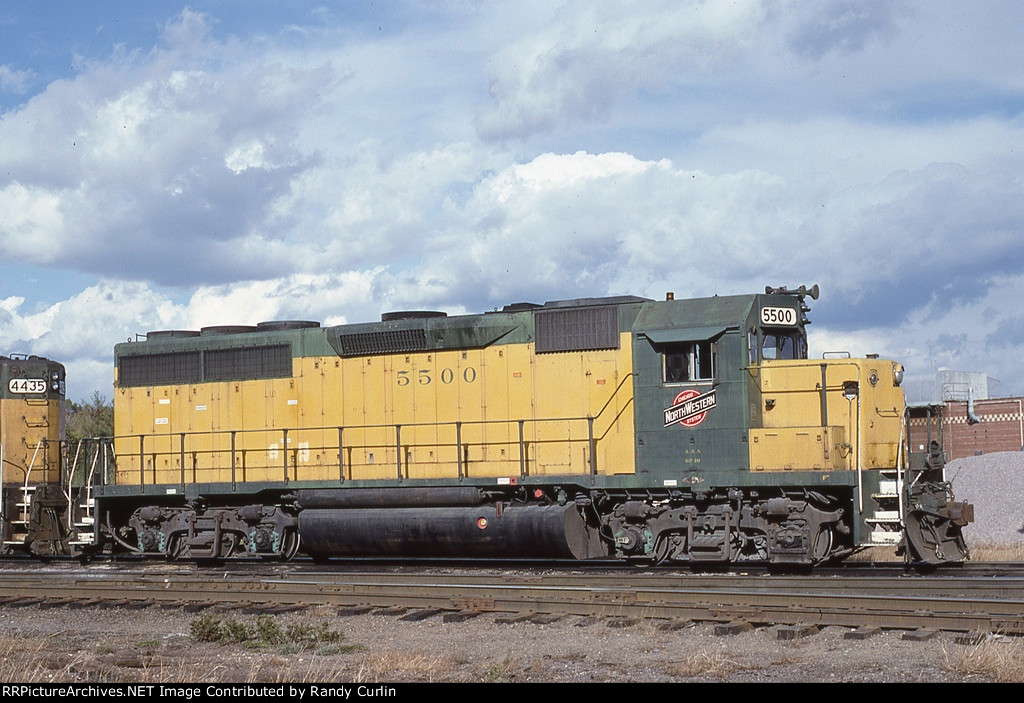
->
[298,504,597,559]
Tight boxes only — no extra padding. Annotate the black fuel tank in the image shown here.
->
[299,504,594,559]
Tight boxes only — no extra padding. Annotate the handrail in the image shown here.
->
[110,373,637,450]
[89,374,639,490]
[64,440,84,532]
[21,441,44,494]
[112,412,609,488]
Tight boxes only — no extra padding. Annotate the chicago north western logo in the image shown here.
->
[664,388,716,428]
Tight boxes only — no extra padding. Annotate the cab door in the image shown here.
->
[632,326,749,482]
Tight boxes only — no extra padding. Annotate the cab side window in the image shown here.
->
[664,341,715,383]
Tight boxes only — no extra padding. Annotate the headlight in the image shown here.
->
[893,364,904,387]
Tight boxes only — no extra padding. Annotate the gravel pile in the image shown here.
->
[946,451,1024,545]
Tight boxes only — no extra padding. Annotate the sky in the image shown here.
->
[1,1,1022,403]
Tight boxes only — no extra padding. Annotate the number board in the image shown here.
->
[760,306,797,326]
[8,378,47,394]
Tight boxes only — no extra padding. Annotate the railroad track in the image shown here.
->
[1,561,1022,637]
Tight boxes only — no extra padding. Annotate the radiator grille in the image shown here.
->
[118,351,201,387]
[203,344,292,381]
[338,329,428,356]
[535,306,618,353]
[118,344,292,387]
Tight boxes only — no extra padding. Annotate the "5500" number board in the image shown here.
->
[760,306,797,326]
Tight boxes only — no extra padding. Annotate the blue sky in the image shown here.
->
[1,1,1022,402]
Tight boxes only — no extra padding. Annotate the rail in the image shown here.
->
[2,564,1023,635]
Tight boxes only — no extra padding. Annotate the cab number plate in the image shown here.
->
[8,379,47,394]
[760,306,797,326]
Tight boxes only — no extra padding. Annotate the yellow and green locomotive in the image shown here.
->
[90,286,972,565]
[0,354,68,556]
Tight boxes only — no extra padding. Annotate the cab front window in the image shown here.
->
[760,331,805,360]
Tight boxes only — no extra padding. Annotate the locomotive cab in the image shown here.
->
[620,285,970,565]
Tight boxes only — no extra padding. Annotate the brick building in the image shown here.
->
[942,397,1024,459]
[909,397,1024,461]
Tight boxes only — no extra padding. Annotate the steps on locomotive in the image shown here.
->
[2,486,34,546]
[8,484,35,517]
[12,484,36,510]
[3,484,96,548]
[69,491,96,546]
[865,470,903,545]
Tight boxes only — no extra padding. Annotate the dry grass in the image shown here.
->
[354,649,467,683]
[849,540,1024,563]
[0,637,57,682]
[0,631,364,683]
[847,545,901,562]
[943,636,1024,683]
[967,540,1024,562]
[665,649,755,680]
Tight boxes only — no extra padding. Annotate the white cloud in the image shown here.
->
[183,270,386,329]
[225,141,269,174]
[0,64,34,94]
[0,11,339,285]
[159,7,214,52]
[0,184,69,261]
[476,1,769,140]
